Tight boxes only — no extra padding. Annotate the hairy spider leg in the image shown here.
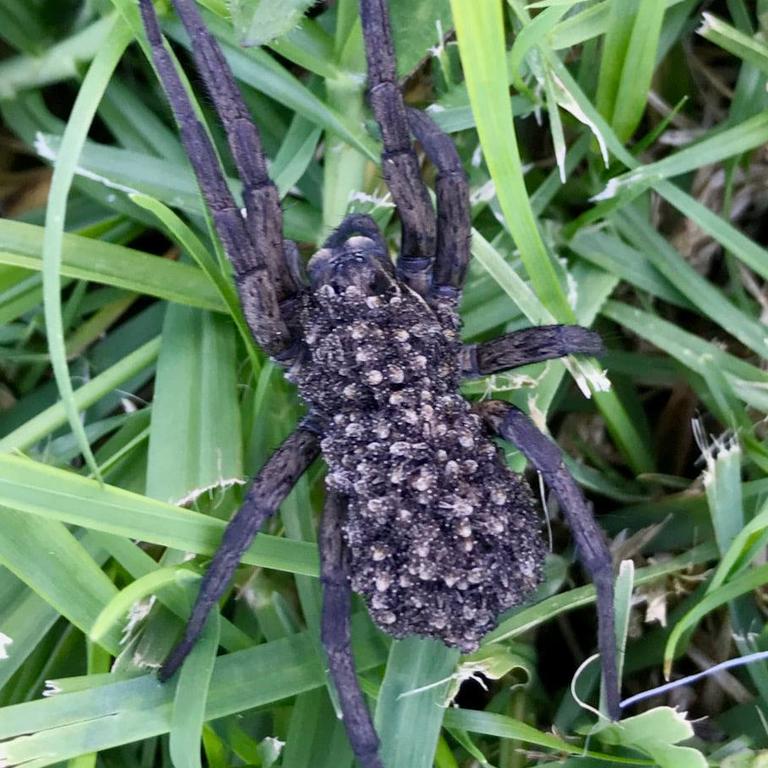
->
[320,491,383,768]
[138,0,297,360]
[479,401,621,721]
[167,0,301,301]
[405,108,471,299]
[462,325,605,378]
[159,428,320,681]
[360,0,437,296]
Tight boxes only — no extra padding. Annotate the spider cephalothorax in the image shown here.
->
[138,1,621,765]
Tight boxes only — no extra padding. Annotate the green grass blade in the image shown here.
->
[702,438,744,556]
[0,508,121,654]
[664,563,768,677]
[0,338,161,453]
[699,12,768,76]
[41,15,132,479]
[599,559,633,716]
[597,0,666,141]
[0,618,386,766]
[375,637,459,768]
[0,575,59,690]
[0,16,112,99]
[0,454,317,577]
[90,568,200,646]
[595,0,636,123]
[0,220,225,312]
[282,687,354,768]
[450,0,574,321]
[146,307,242,505]
[709,498,768,592]
[170,611,220,768]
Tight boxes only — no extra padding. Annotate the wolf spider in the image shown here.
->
[138,0,620,765]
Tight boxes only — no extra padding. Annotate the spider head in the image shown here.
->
[308,222,396,295]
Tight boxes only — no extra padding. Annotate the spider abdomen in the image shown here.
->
[296,283,546,650]
[328,403,545,651]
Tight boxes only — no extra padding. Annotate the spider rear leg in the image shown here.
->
[320,491,383,768]
[159,427,320,681]
[138,0,298,360]
[360,0,436,296]
[479,400,621,721]
[406,108,471,299]
[462,325,605,377]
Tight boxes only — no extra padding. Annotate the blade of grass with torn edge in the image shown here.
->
[0,616,386,766]
[698,436,768,707]
[699,12,768,77]
[40,14,132,480]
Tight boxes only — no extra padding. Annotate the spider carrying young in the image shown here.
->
[138,1,621,765]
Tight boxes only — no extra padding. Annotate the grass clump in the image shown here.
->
[1,0,767,766]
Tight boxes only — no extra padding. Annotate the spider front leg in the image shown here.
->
[405,108,471,300]
[320,491,383,768]
[160,427,320,681]
[166,0,300,301]
[360,0,436,295]
[138,0,300,361]
[478,401,621,721]
[462,325,605,377]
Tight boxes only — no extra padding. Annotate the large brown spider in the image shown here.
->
[138,1,620,765]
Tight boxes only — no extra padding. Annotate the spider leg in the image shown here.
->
[320,490,383,768]
[167,1,299,302]
[478,400,621,721]
[462,325,604,377]
[159,426,320,681]
[138,0,297,361]
[406,108,471,299]
[360,0,436,296]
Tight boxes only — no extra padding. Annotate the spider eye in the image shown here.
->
[307,242,393,295]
